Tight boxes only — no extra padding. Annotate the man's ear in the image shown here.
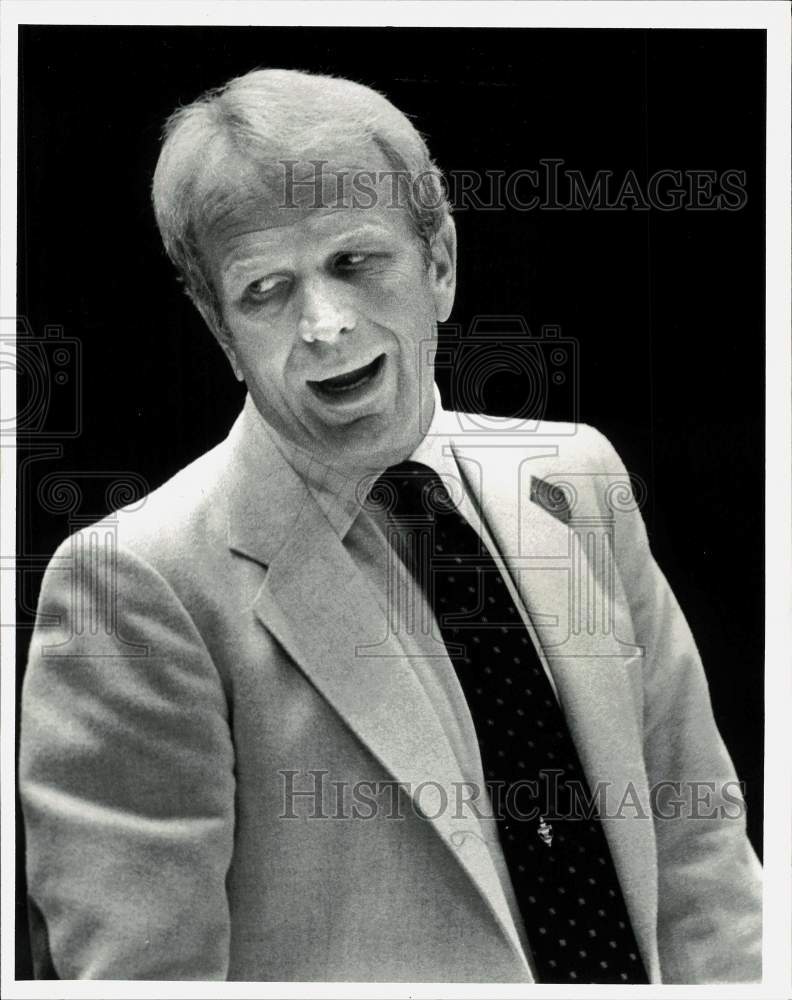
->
[192,295,245,382]
[219,340,245,383]
[429,214,457,323]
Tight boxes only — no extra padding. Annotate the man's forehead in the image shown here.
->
[197,141,405,228]
[196,147,414,266]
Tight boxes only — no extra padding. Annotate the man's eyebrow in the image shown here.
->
[324,223,391,244]
[224,255,282,283]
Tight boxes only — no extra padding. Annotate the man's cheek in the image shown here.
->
[359,269,425,311]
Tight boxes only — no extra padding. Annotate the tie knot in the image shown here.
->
[364,461,457,518]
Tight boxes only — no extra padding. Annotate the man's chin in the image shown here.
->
[311,410,424,472]
[306,381,431,471]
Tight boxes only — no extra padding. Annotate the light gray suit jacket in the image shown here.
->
[19,396,762,982]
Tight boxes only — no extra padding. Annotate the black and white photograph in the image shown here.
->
[2,1,789,994]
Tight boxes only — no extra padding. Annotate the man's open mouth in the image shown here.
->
[308,354,386,400]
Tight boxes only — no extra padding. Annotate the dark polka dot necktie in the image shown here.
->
[368,461,650,985]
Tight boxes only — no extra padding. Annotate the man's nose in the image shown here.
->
[297,278,356,344]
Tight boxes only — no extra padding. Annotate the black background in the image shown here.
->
[16,26,765,977]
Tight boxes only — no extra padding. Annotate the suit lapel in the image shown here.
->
[452,438,659,976]
[223,399,532,975]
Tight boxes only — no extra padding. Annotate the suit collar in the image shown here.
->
[225,394,316,566]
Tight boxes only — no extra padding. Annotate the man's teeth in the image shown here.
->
[315,357,381,394]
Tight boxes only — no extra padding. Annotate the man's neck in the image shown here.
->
[243,384,443,536]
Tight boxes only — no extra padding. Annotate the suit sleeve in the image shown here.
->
[19,533,236,980]
[588,426,762,984]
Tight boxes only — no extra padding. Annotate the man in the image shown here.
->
[19,68,762,983]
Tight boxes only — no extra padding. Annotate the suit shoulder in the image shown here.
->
[50,435,235,578]
[451,409,620,471]
[549,421,626,473]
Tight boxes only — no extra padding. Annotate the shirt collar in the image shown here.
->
[409,384,461,484]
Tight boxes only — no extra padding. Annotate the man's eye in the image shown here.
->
[244,276,287,303]
[334,252,369,270]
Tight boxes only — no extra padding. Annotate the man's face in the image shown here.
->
[200,148,456,474]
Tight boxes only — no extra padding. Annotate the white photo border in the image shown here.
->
[1,3,789,999]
